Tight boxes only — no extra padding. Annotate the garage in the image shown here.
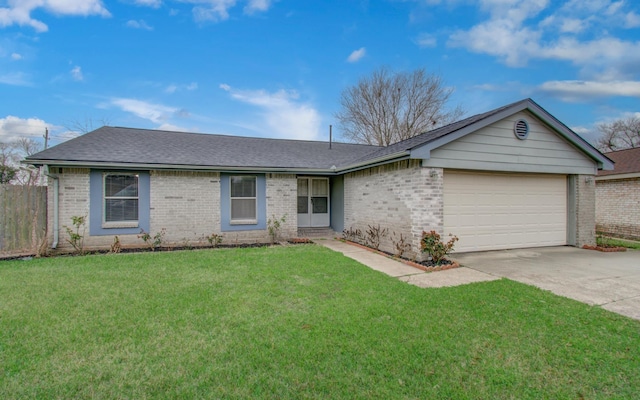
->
[444,170,567,252]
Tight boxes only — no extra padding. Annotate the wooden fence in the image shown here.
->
[0,185,47,256]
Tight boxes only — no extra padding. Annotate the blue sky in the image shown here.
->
[1,0,639,148]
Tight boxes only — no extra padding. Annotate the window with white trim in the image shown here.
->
[230,176,257,224]
[104,174,139,226]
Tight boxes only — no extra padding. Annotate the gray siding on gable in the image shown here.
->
[422,111,597,175]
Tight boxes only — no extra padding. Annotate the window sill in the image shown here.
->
[102,221,139,229]
[230,219,258,226]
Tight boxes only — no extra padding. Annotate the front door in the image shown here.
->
[297,177,330,228]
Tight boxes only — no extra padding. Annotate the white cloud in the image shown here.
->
[165,82,198,93]
[187,0,273,22]
[446,0,640,78]
[10,52,22,60]
[539,80,640,101]
[70,65,83,81]
[0,115,48,143]
[190,0,237,22]
[126,19,153,30]
[347,47,366,63]
[157,123,188,131]
[625,11,640,27]
[110,98,180,124]
[416,33,437,48]
[244,0,272,15]
[219,83,321,140]
[0,0,110,32]
[0,71,30,86]
[132,0,162,7]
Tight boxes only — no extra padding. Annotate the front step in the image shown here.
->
[297,227,337,238]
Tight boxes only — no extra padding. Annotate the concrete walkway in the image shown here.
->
[315,238,499,288]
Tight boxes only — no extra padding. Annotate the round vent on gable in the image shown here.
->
[514,119,529,140]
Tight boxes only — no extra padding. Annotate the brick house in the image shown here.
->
[26,98,613,257]
[596,147,640,240]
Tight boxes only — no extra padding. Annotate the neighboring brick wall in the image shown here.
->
[574,174,596,247]
[344,159,443,260]
[266,173,298,239]
[596,178,640,240]
[149,170,220,244]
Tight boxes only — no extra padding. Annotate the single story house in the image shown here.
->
[26,98,613,257]
[596,147,640,240]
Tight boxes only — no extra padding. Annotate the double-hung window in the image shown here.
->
[230,176,257,224]
[103,174,139,227]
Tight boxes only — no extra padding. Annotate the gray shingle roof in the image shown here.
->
[28,98,610,172]
[27,127,381,170]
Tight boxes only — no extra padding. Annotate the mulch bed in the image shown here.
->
[582,244,627,252]
[1,238,315,261]
[340,239,460,272]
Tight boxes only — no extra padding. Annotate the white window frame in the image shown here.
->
[230,175,257,225]
[103,173,139,228]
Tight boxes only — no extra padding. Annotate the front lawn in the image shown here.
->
[1,245,639,399]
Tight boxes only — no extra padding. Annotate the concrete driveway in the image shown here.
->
[452,246,640,321]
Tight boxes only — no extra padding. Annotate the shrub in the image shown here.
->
[420,230,458,264]
[206,233,223,248]
[138,228,166,251]
[63,215,86,255]
[365,224,388,250]
[391,232,411,258]
[267,214,287,243]
[342,227,363,243]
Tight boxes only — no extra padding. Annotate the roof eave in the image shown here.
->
[334,151,411,174]
[596,172,640,181]
[24,159,340,175]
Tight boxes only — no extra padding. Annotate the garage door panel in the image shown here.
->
[444,171,567,252]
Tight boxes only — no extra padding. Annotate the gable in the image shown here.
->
[420,110,597,175]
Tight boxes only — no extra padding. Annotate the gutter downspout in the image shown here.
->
[43,165,59,249]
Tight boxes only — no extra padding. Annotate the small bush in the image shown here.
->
[138,228,166,251]
[391,232,411,258]
[420,230,458,264]
[365,224,388,250]
[267,214,287,243]
[206,233,223,248]
[63,215,86,255]
[342,227,363,243]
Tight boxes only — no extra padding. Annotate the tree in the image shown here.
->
[595,116,640,152]
[335,67,464,146]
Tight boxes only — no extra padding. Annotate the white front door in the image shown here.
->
[297,178,330,228]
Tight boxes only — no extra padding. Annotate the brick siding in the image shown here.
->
[50,169,298,251]
[344,159,443,261]
[596,178,640,240]
[574,174,596,247]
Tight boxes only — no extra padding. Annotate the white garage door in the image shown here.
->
[444,171,567,253]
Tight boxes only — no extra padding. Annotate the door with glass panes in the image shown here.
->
[297,178,330,227]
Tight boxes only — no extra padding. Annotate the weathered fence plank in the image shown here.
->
[0,185,47,255]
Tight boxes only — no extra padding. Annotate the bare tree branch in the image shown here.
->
[335,67,464,146]
[595,116,640,152]
[63,116,111,135]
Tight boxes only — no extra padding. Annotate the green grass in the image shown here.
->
[597,236,640,250]
[1,245,639,399]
